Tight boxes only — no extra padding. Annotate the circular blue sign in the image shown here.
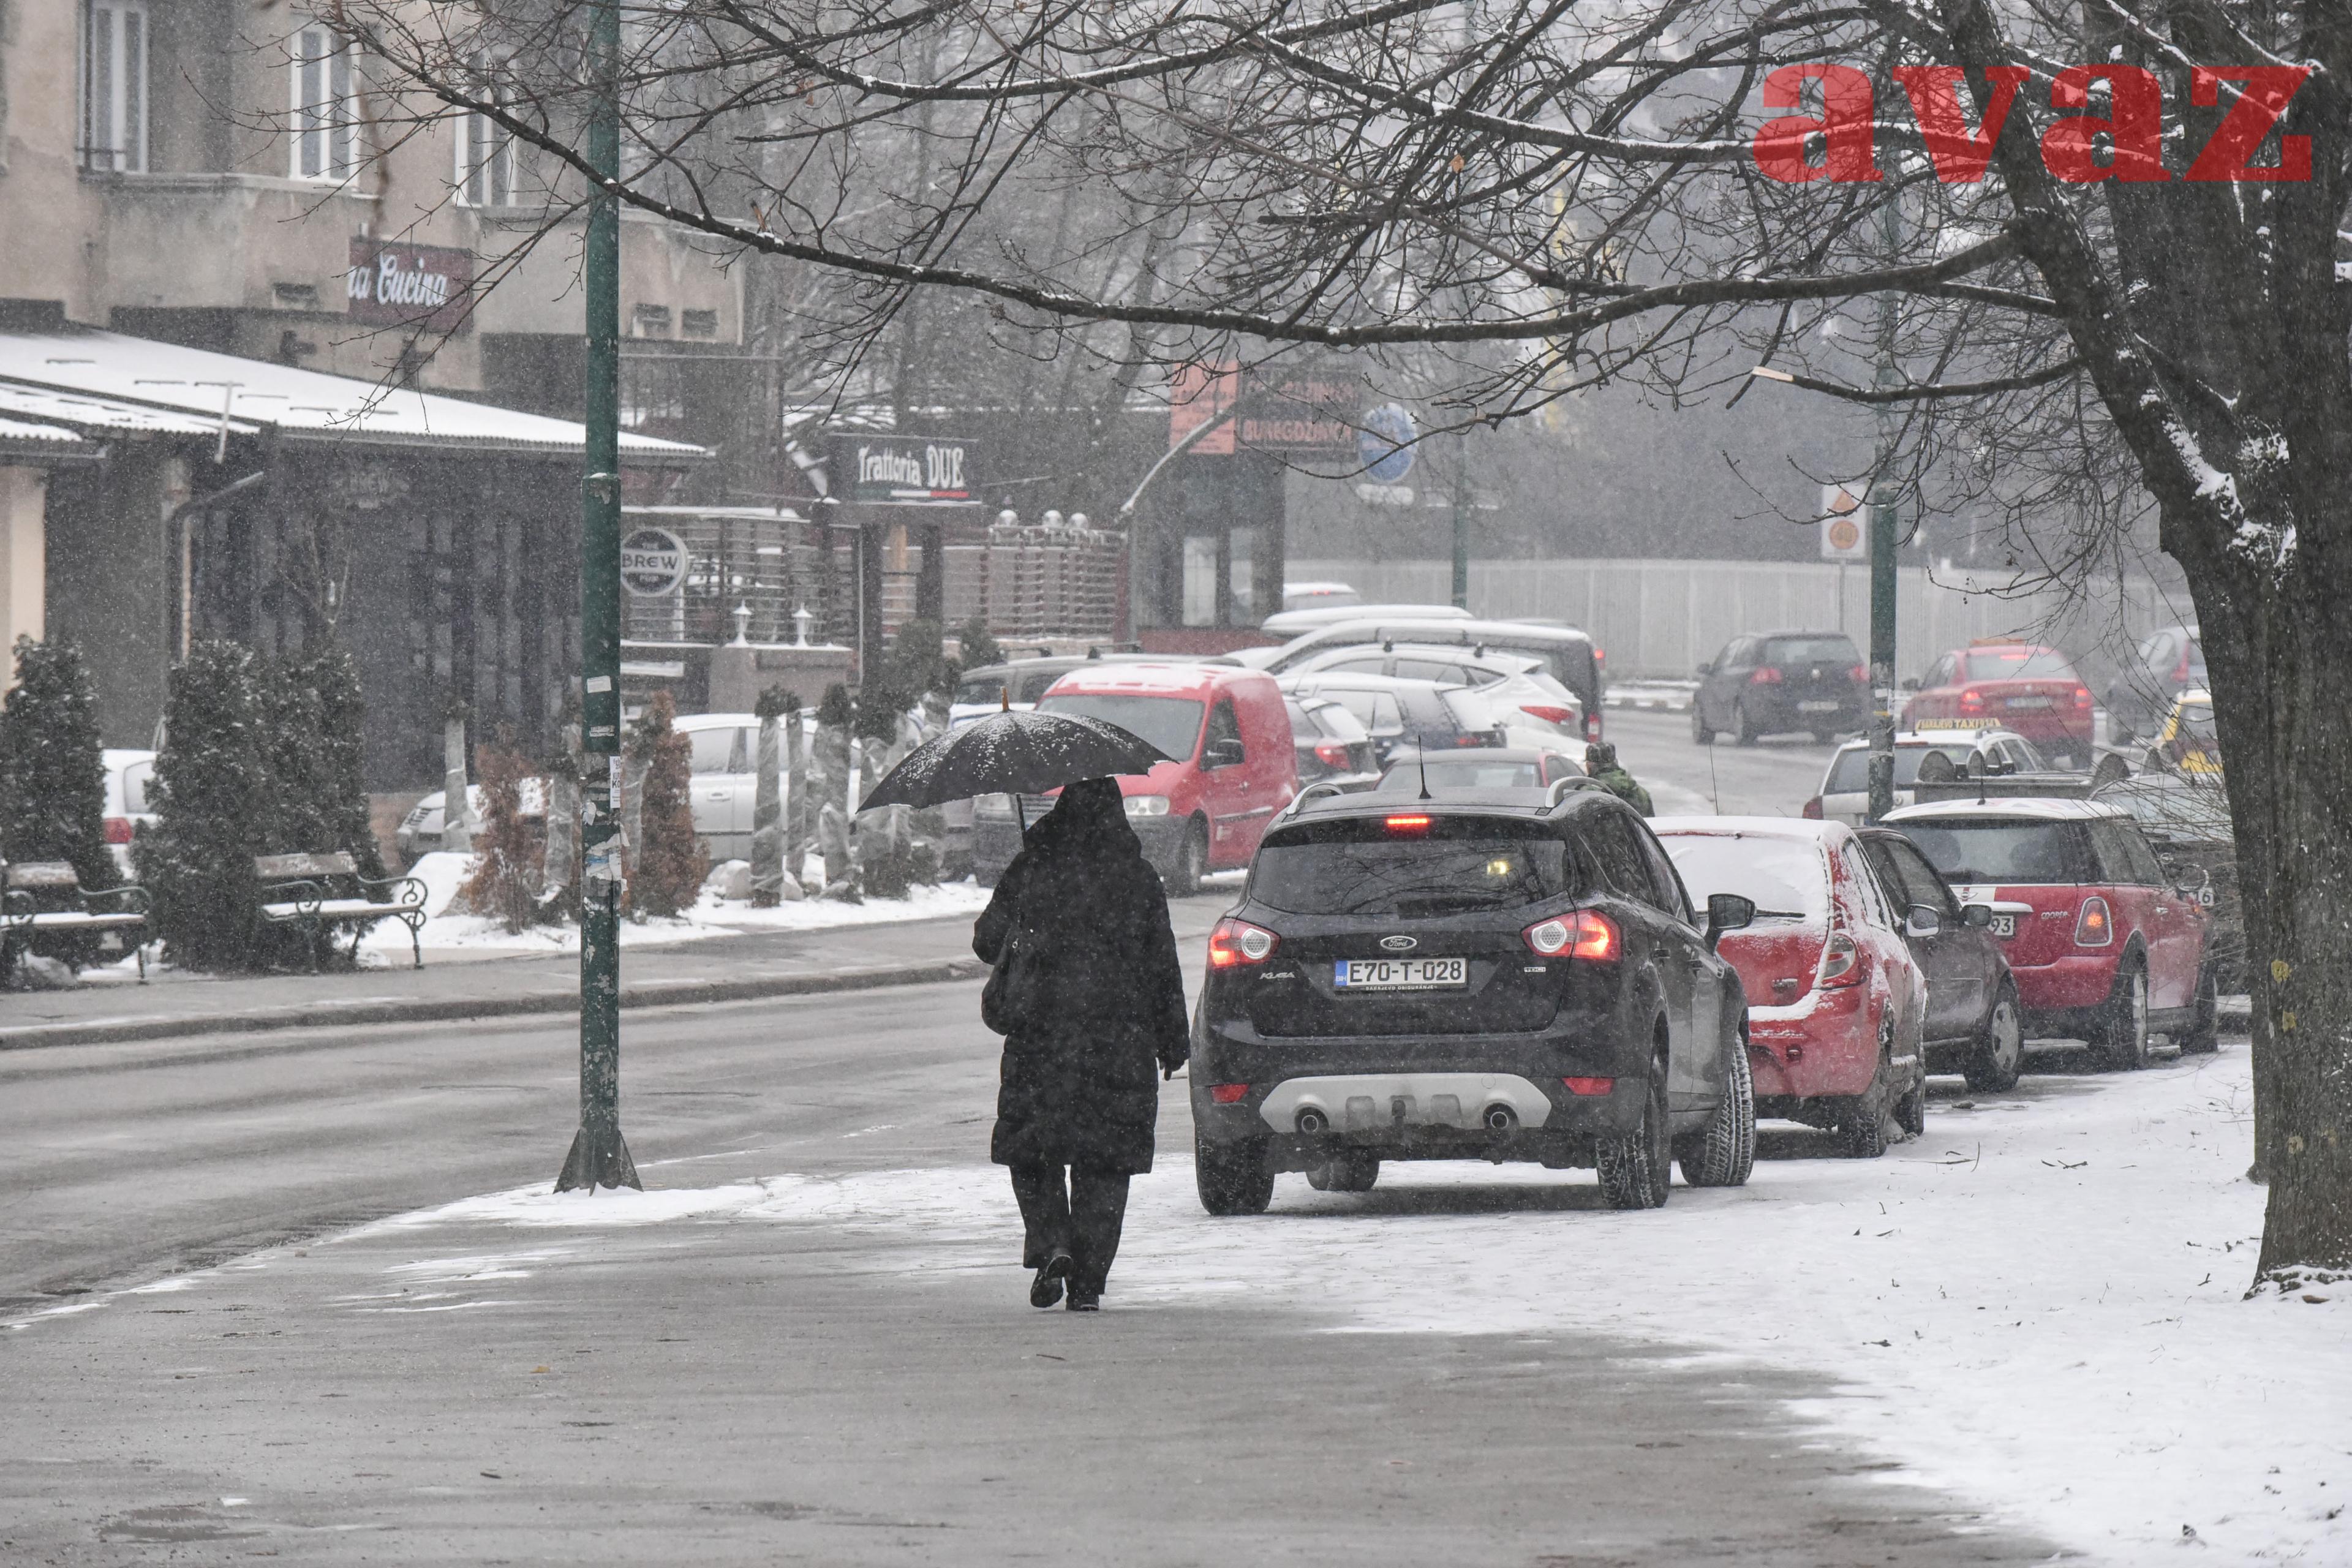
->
[1358,403,1417,484]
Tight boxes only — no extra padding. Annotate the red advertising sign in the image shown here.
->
[1167,363,1360,457]
[346,238,475,334]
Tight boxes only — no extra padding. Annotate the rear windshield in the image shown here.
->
[1251,818,1577,916]
[1893,819,2092,884]
[1378,758,1545,791]
[1763,636,1860,666]
[1657,832,1830,922]
[1825,743,1978,794]
[1035,692,1204,761]
[954,675,1006,707]
[1965,648,2080,682]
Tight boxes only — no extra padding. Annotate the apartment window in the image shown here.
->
[80,0,149,173]
[454,56,515,207]
[290,26,362,181]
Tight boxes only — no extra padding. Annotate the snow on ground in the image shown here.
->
[369,1045,2348,1565]
[356,850,993,957]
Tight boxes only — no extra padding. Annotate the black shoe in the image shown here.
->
[1030,1251,1072,1309]
[1065,1289,1101,1313]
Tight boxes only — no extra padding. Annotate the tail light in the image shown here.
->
[1959,687,1986,714]
[1584,712,1603,741]
[1208,918,1279,968]
[1749,668,1785,685]
[1384,814,1431,833]
[1208,1083,1251,1104]
[1523,909,1618,960]
[1801,796,1823,820]
[2075,896,2113,946]
[1561,1076,1615,1096]
[1849,664,1868,682]
[1313,741,1352,768]
[2073,685,2093,709]
[1519,704,1576,726]
[104,816,134,845]
[1818,929,1862,987]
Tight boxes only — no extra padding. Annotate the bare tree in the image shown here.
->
[342,0,2351,1290]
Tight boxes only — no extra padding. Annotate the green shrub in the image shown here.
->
[140,641,270,970]
[955,614,1002,674]
[0,637,113,891]
[627,692,707,918]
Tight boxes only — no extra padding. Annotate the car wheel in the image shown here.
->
[1835,1020,1894,1158]
[1308,1150,1380,1193]
[1733,700,1759,747]
[1194,1129,1274,1216]
[1963,983,2026,1092]
[1597,1040,1673,1209]
[1678,1028,1756,1188]
[1894,1055,1927,1138]
[2094,959,2151,1070]
[2179,965,2220,1055]
[1692,704,1716,745]
[1164,818,1208,897]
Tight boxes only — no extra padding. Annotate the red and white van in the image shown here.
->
[972,663,1298,894]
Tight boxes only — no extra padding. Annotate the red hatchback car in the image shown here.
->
[1653,818,1928,1157]
[1880,798,2215,1067]
[1902,641,2094,764]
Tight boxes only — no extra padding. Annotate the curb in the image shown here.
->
[0,957,991,1054]
[1604,690,1696,713]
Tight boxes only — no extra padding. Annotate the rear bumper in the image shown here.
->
[2011,953,2119,1016]
[1743,982,1880,1099]
[1746,692,1868,731]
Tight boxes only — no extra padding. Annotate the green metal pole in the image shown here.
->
[1450,426,1471,610]
[557,0,638,1193]
[1864,187,1900,826]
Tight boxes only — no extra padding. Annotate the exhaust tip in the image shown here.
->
[1295,1107,1329,1136]
[1482,1103,1518,1133]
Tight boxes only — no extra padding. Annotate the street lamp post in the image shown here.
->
[1864,187,1901,826]
[1450,426,1472,611]
[557,0,639,1194]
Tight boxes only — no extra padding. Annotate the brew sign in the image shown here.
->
[620,527,688,597]
[834,433,981,507]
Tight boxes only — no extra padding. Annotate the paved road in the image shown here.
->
[1605,706,1839,820]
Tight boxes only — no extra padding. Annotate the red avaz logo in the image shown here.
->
[1754,66,2310,183]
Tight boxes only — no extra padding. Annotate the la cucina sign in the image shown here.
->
[346,238,475,333]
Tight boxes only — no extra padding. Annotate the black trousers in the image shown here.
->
[1008,1163,1131,1297]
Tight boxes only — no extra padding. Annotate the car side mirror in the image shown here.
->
[1696,662,1714,676]
[1205,738,1245,768]
[1962,902,1995,929]
[1905,903,1944,937]
[1705,892,1755,949]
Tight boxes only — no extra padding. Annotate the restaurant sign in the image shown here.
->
[347,238,475,334]
[834,432,981,507]
[1169,361,1362,458]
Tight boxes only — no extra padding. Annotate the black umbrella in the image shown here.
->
[856,710,1171,827]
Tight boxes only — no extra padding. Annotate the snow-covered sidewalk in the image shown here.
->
[374,1045,2346,1565]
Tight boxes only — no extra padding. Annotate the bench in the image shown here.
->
[254,852,430,970]
[2,860,152,982]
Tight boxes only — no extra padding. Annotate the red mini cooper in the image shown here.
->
[1880,798,2215,1067]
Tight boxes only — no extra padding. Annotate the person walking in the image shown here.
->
[971,777,1189,1311]
[1585,741,1655,816]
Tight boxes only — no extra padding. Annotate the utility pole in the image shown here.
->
[1450,425,1472,610]
[1864,182,1901,826]
[557,0,639,1194]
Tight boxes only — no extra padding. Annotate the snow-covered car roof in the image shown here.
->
[1041,662,1266,697]
[1881,797,2126,824]
[1648,814,1844,842]
[1831,728,2030,753]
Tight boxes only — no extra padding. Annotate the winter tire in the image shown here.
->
[1597,1044,1673,1209]
[1835,1020,1894,1158]
[1165,818,1208,898]
[1194,1131,1273,1216]
[1678,1030,1756,1188]
[1692,705,1715,745]
[1963,984,2026,1092]
[1894,1056,1927,1138]
[1733,700,1759,747]
[1308,1150,1379,1193]
[2180,966,2220,1054]
[2094,959,2151,1070]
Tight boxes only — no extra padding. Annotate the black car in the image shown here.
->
[1856,828,2024,1091]
[1284,694,1379,788]
[1188,790,1758,1215]
[2092,774,2240,990]
[1277,672,1500,766]
[1693,631,1868,746]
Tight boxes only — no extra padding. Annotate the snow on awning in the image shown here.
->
[0,380,247,439]
[0,414,99,458]
[0,326,703,460]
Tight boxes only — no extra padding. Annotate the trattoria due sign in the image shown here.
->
[832,432,981,507]
[347,238,475,334]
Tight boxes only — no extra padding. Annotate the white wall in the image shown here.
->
[0,466,46,680]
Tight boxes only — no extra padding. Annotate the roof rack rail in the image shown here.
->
[1545,776,1607,811]
[1280,782,1351,821]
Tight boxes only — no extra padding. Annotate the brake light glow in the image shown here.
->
[1849,664,1868,682]
[1749,667,1784,684]
[1313,741,1352,767]
[1959,687,1986,714]
[104,816,134,845]
[2075,896,2113,946]
[1208,918,1280,967]
[1520,704,1576,726]
[2073,684,2094,709]
[1523,909,1617,960]
[1384,815,1431,832]
[1801,796,1823,820]
[1209,1084,1251,1104]
[1561,1076,1615,1096]
[1819,929,1862,987]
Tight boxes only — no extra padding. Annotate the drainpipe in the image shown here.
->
[167,469,267,658]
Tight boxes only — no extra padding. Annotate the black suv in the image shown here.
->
[1189,790,1758,1214]
[1693,631,1868,745]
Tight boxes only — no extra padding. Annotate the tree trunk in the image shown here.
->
[748,712,785,906]
[440,714,472,856]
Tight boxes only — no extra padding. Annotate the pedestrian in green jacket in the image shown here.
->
[1585,742,1654,816]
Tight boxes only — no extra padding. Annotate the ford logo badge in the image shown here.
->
[1380,935,1417,951]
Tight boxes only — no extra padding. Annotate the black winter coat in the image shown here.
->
[972,778,1191,1174]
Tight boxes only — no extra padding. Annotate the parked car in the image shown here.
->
[1276,672,1506,765]
[1187,788,1757,1213]
[1373,745,1583,796]
[949,651,1164,728]
[1254,617,1605,742]
[1902,641,2095,766]
[397,778,549,862]
[1692,630,1868,745]
[2092,772,2241,990]
[1880,797,2214,1066]
[1259,598,1467,639]
[2105,625,2204,744]
[1284,644,1583,743]
[2143,688,2221,777]
[1652,816,1929,1156]
[1803,728,2049,824]
[1279,580,1363,615]
[974,663,1297,894]
[1284,695,1380,790]
[1856,827,2024,1090]
[102,748,157,875]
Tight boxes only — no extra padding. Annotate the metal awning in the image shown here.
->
[0,413,99,459]
[0,326,703,459]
